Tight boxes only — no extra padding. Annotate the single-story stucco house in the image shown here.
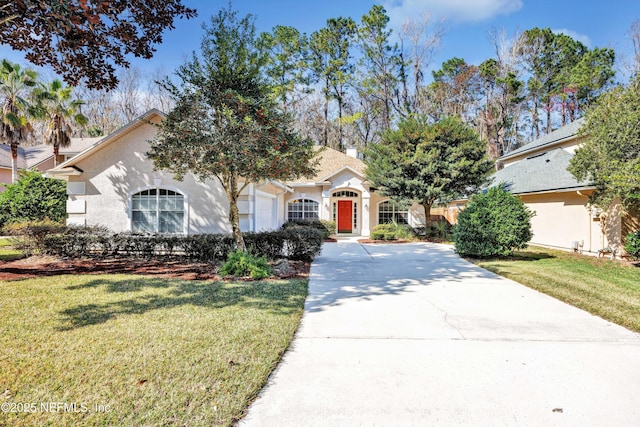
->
[45,109,428,236]
[444,118,639,256]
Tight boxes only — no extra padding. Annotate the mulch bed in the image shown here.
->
[0,256,310,281]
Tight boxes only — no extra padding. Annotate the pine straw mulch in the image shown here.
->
[0,256,310,281]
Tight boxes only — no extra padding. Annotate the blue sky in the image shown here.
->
[2,0,640,83]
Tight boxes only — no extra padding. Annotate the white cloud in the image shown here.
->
[383,0,523,25]
[552,28,592,47]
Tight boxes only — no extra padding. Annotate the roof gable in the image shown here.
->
[50,109,165,171]
[501,118,584,161]
[288,146,366,184]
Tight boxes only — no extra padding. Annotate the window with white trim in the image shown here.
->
[287,199,319,221]
[132,189,184,233]
[378,200,409,224]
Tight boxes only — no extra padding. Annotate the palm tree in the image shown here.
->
[0,59,38,183]
[34,79,88,166]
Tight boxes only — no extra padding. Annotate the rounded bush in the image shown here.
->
[454,186,535,257]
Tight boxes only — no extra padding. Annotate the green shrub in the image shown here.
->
[370,221,415,240]
[180,234,234,262]
[282,226,324,261]
[220,250,272,279]
[454,186,535,257]
[38,227,322,262]
[625,231,640,260]
[282,219,335,239]
[0,170,66,228]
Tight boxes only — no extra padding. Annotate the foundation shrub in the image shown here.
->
[371,222,415,240]
[281,226,324,261]
[38,227,323,261]
[282,219,335,239]
[624,231,640,260]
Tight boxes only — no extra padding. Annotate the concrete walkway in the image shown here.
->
[240,241,640,426]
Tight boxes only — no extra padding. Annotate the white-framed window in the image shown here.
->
[378,200,409,225]
[287,199,319,221]
[131,189,184,233]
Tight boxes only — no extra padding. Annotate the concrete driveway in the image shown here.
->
[240,240,640,426]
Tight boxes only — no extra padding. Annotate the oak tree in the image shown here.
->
[0,0,196,90]
[365,115,493,229]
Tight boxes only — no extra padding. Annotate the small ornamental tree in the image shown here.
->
[454,186,535,257]
[0,170,67,228]
[365,115,493,229]
[148,6,317,252]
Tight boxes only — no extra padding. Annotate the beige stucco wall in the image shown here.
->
[520,191,616,254]
[66,121,231,234]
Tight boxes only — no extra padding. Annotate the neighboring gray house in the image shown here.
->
[446,118,631,255]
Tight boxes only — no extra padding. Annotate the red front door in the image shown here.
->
[337,200,352,233]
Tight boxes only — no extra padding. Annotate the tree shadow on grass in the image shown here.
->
[57,278,307,331]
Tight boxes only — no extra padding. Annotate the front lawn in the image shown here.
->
[0,274,307,426]
[471,247,640,332]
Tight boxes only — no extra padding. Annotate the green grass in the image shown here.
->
[0,274,308,426]
[0,237,23,261]
[471,246,640,332]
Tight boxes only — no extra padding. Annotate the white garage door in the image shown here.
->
[255,193,276,231]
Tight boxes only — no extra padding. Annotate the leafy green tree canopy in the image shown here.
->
[568,78,640,210]
[365,115,493,228]
[0,170,67,228]
[148,5,318,251]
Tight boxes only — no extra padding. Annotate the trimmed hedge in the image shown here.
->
[282,219,335,239]
[39,226,323,262]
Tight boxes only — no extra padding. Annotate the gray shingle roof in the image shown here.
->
[60,137,103,154]
[490,148,592,194]
[501,118,585,160]
[0,144,52,169]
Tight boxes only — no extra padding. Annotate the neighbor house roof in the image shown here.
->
[59,137,103,155]
[491,148,593,194]
[501,117,585,161]
[0,144,52,169]
[288,146,366,185]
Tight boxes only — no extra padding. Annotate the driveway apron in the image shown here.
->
[240,241,640,426]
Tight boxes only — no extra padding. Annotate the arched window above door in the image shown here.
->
[332,190,358,198]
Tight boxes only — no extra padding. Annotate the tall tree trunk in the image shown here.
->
[53,144,59,167]
[226,173,246,252]
[323,77,329,146]
[422,200,433,230]
[337,93,343,152]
